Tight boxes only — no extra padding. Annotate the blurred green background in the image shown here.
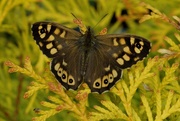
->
[1,0,180,121]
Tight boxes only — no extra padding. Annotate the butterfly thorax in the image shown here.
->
[81,26,96,49]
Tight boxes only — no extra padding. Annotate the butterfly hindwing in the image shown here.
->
[51,55,83,90]
[83,45,123,93]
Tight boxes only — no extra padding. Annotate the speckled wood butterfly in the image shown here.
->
[31,21,151,93]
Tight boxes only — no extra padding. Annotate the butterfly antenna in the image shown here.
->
[93,13,108,29]
[71,13,81,23]
[71,13,87,34]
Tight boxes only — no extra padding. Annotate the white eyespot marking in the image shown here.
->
[40,33,46,39]
[108,74,113,83]
[119,38,126,45]
[112,53,118,58]
[134,47,141,53]
[60,30,66,38]
[38,42,43,47]
[50,48,57,55]
[123,46,132,54]
[54,28,60,35]
[57,68,63,77]
[123,54,130,61]
[61,70,67,83]
[93,78,101,89]
[46,43,53,49]
[130,37,135,45]
[54,63,60,71]
[112,69,118,78]
[47,35,55,41]
[104,65,110,71]
[57,44,63,50]
[134,57,140,61]
[47,24,51,32]
[116,58,124,65]
[62,59,67,66]
[68,75,75,85]
[113,38,119,46]
[102,75,109,87]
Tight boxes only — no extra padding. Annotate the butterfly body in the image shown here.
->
[31,22,151,93]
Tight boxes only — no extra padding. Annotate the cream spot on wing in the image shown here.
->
[93,78,101,89]
[123,54,130,61]
[104,65,110,71]
[130,37,135,45]
[113,38,119,46]
[46,43,53,49]
[108,74,113,83]
[112,69,118,78]
[62,59,67,66]
[123,46,132,54]
[47,35,55,41]
[57,44,63,50]
[54,63,60,71]
[39,42,43,47]
[134,47,141,53]
[47,24,51,32]
[68,75,75,85]
[119,38,126,45]
[78,78,81,82]
[57,68,63,76]
[60,30,66,38]
[139,41,144,46]
[116,58,124,65]
[50,48,57,55]
[62,70,67,83]
[40,33,46,39]
[38,25,43,30]
[112,53,118,58]
[54,28,60,35]
[102,75,109,87]
[134,57,140,61]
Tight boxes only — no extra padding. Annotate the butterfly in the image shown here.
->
[31,21,151,94]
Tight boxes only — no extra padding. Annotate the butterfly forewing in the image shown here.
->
[31,21,151,94]
[31,22,81,58]
[96,34,151,69]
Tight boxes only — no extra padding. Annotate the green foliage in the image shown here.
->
[1,0,180,121]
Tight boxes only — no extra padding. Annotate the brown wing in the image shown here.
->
[84,34,151,93]
[32,22,83,90]
[96,34,151,69]
[31,22,82,58]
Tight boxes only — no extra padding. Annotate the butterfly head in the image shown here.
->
[82,26,96,46]
[85,26,94,35]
